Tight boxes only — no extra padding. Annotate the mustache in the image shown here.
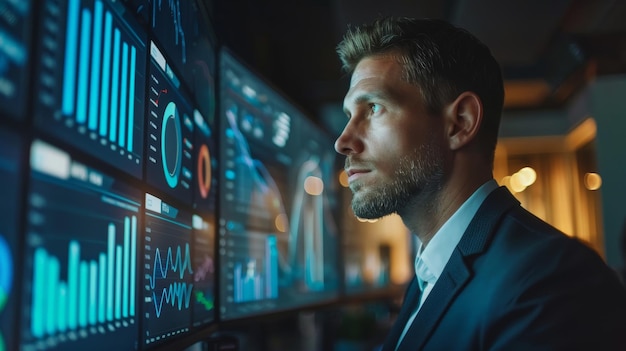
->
[344,157,373,170]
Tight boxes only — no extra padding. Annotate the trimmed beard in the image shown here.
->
[350,143,445,219]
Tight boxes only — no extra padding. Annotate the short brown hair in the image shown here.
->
[337,17,504,163]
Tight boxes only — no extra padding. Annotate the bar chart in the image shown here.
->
[22,140,141,350]
[29,216,138,337]
[232,235,279,303]
[36,0,146,178]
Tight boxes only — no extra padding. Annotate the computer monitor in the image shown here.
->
[34,0,147,178]
[21,140,141,350]
[6,0,219,349]
[217,48,340,321]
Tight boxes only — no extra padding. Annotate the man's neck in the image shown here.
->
[400,176,494,247]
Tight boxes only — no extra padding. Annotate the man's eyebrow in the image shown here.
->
[348,91,389,106]
[343,90,392,115]
[342,94,368,116]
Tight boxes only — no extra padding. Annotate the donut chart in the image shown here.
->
[197,144,212,199]
[161,101,182,188]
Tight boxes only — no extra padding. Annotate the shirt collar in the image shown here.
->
[414,180,499,287]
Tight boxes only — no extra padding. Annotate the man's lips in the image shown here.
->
[345,168,371,183]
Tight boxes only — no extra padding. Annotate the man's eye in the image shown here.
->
[370,104,380,113]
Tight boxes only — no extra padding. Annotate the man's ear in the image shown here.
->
[444,91,483,151]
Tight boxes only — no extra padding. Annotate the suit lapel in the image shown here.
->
[397,252,470,351]
[382,277,421,351]
[396,186,519,350]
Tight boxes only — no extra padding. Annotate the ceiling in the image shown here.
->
[211,0,626,132]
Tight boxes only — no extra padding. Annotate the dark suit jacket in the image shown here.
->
[383,186,626,351]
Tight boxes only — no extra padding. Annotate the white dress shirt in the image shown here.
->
[394,180,498,350]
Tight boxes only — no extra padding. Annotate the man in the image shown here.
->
[334,17,626,350]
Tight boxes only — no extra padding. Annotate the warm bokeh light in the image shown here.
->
[338,170,349,187]
[362,252,379,284]
[584,172,602,190]
[509,173,527,193]
[304,176,323,195]
[502,167,537,193]
[517,167,537,186]
[275,213,288,232]
[501,175,511,188]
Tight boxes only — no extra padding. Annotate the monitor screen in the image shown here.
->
[187,11,217,125]
[124,0,217,119]
[0,0,32,120]
[34,0,147,178]
[21,140,141,350]
[4,0,219,349]
[218,48,340,321]
[190,85,218,331]
[145,41,195,205]
[0,129,22,351]
[142,193,194,347]
[191,214,216,327]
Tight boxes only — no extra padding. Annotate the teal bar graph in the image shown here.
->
[58,283,67,332]
[79,261,88,327]
[28,215,138,338]
[115,246,122,319]
[68,241,79,329]
[266,236,278,299]
[233,235,279,303]
[62,0,140,153]
[89,261,98,325]
[130,216,137,315]
[107,224,114,321]
[87,0,104,131]
[48,257,60,334]
[98,253,106,323]
[123,216,130,317]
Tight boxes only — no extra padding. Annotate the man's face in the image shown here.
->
[335,55,447,219]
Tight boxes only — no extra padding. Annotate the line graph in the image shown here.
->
[148,244,194,317]
[148,244,193,287]
[143,194,193,346]
[152,281,193,318]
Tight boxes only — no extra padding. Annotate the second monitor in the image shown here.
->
[218,48,341,321]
